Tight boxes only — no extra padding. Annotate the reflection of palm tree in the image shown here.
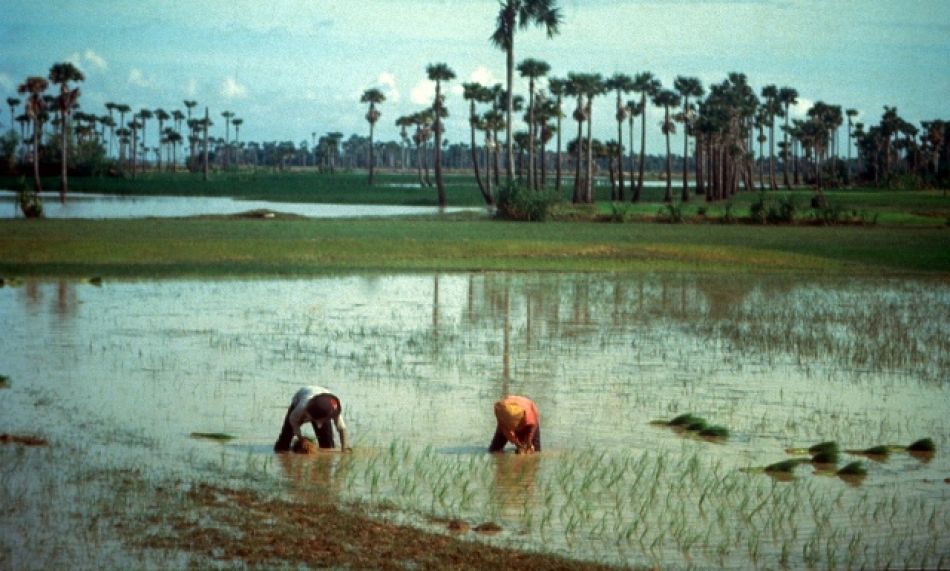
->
[490,0,562,184]
[48,62,84,203]
[517,58,550,190]
[17,76,49,211]
[360,88,385,185]
[426,63,455,207]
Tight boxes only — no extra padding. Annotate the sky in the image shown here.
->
[2,0,949,152]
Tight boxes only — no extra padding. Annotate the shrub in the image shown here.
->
[495,183,561,222]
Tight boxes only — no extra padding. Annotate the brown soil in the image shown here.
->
[135,482,629,571]
[0,433,49,446]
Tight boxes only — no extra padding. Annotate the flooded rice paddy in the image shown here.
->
[1,272,949,570]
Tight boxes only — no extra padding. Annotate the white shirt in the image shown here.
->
[287,386,347,440]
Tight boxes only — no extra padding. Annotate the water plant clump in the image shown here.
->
[652,412,702,427]
[785,441,839,456]
[837,461,868,476]
[810,451,840,465]
[847,445,889,456]
[0,374,9,389]
[906,438,936,453]
[698,425,729,438]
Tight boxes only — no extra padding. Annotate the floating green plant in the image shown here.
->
[837,461,867,476]
[905,438,936,453]
[785,441,839,456]
[810,451,840,465]
[846,445,889,456]
[0,375,9,389]
[650,413,702,427]
[189,432,236,442]
[740,459,806,474]
[685,419,709,432]
[698,425,730,438]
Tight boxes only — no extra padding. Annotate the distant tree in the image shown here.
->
[674,76,704,202]
[517,57,550,190]
[231,118,243,166]
[653,89,682,203]
[154,109,170,170]
[606,73,634,201]
[631,72,661,202]
[778,87,799,188]
[463,82,494,204]
[546,77,566,193]
[48,62,85,202]
[490,0,562,184]
[426,62,455,207]
[845,108,858,180]
[5,97,19,134]
[361,88,386,185]
[136,108,153,169]
[221,111,234,167]
[17,76,49,215]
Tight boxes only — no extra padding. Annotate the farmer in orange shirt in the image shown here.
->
[489,396,541,454]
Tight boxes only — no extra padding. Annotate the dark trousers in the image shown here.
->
[489,426,541,452]
[274,395,338,451]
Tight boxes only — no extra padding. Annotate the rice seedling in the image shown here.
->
[0,374,9,388]
[786,440,839,456]
[845,445,889,456]
[837,461,867,476]
[698,425,730,439]
[189,432,236,442]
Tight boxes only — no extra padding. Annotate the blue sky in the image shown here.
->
[2,0,948,152]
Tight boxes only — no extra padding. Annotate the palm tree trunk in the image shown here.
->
[636,94,647,203]
[59,108,68,204]
[555,108,563,194]
[505,44,515,184]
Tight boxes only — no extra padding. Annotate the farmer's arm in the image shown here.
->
[334,414,350,452]
[287,405,309,440]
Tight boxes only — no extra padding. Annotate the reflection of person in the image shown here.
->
[489,396,540,454]
[274,386,350,453]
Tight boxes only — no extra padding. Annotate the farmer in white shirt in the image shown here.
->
[274,386,350,452]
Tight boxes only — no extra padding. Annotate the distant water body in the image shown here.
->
[0,190,476,219]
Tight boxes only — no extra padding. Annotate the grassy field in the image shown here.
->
[1,170,949,278]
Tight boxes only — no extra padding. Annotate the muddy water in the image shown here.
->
[1,273,949,570]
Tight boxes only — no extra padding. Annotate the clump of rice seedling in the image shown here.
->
[846,445,889,456]
[650,413,702,427]
[906,438,936,453]
[786,441,839,456]
[837,462,867,476]
[189,432,236,442]
[0,375,9,389]
[765,459,806,473]
[684,418,709,432]
[698,425,730,438]
[810,451,840,465]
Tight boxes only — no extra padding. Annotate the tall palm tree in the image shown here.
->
[426,62,456,207]
[48,62,85,203]
[5,97,19,134]
[581,74,605,204]
[221,111,234,168]
[104,102,117,157]
[631,72,661,202]
[490,0,562,185]
[154,109,170,171]
[546,77,566,194]
[463,82,493,204]
[516,58,550,191]
[845,108,858,181]
[137,108,153,170]
[114,104,131,164]
[165,129,183,172]
[673,76,704,202]
[606,73,634,201]
[361,88,386,185]
[652,89,681,203]
[231,118,243,166]
[760,85,780,190]
[777,86,799,188]
[17,76,49,213]
[565,74,587,203]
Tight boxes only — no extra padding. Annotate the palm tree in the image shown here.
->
[565,74,587,203]
[652,89,681,203]
[546,77,566,194]
[631,72,661,202]
[154,109,170,170]
[48,62,85,203]
[605,73,633,201]
[360,88,386,185]
[426,62,456,207]
[581,74,606,203]
[845,108,858,181]
[231,118,243,166]
[778,87,799,188]
[5,97,19,134]
[516,58,550,191]
[221,111,234,168]
[490,0,562,185]
[463,82,494,204]
[673,76,704,203]
[104,102,117,156]
[165,129,183,172]
[114,104,131,164]
[136,108,153,170]
[17,76,49,214]
[760,85,780,190]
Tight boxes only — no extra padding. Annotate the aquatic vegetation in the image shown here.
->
[810,451,840,464]
[0,374,9,389]
[189,432,236,442]
[837,461,867,476]
[698,425,729,439]
[906,438,936,453]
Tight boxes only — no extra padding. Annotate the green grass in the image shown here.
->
[1,215,948,278]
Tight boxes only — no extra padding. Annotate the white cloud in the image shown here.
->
[467,65,499,88]
[0,72,14,92]
[790,97,813,118]
[84,49,107,70]
[377,72,400,103]
[221,76,248,99]
[409,81,435,106]
[128,68,151,87]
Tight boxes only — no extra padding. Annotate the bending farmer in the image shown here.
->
[275,386,350,453]
[489,396,541,454]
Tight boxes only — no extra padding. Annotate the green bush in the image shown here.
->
[495,183,561,222]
